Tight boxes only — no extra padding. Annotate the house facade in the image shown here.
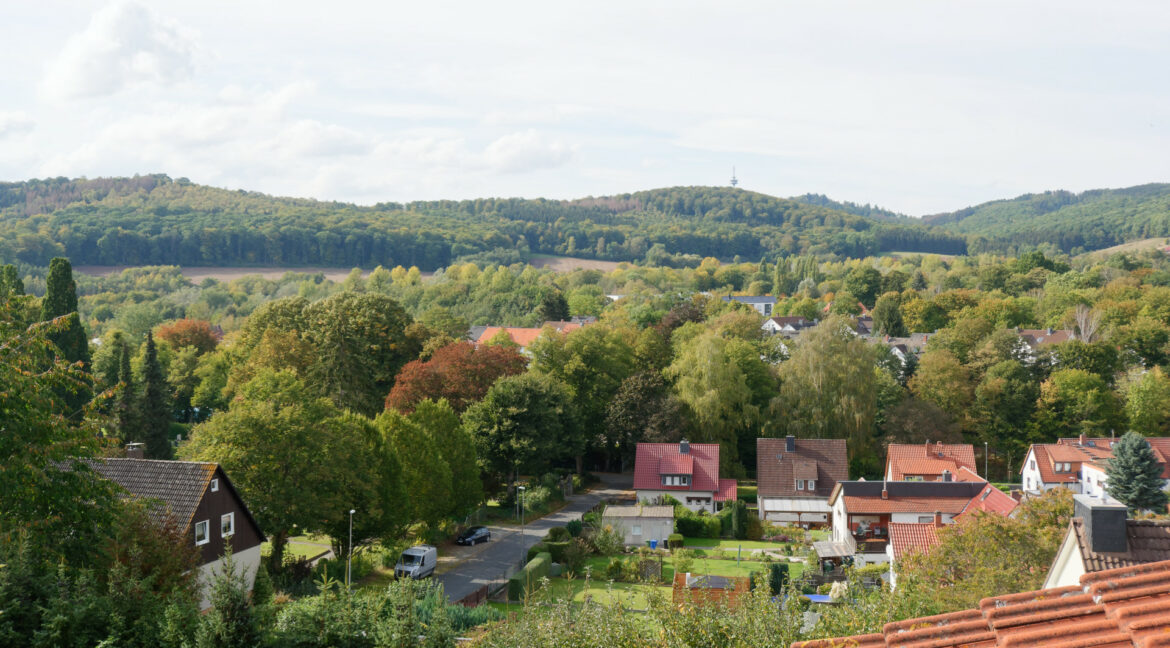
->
[885,441,979,482]
[602,504,675,547]
[1021,436,1170,495]
[634,440,736,514]
[90,452,266,609]
[761,316,815,337]
[756,436,847,527]
[822,481,989,566]
[721,295,777,317]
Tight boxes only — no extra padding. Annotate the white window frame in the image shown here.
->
[210,478,219,492]
[221,512,235,538]
[795,479,804,490]
[195,520,210,546]
[632,525,642,536]
[807,479,816,491]
[918,516,934,523]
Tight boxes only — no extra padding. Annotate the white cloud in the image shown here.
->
[42,1,198,100]
[482,130,574,174]
[0,112,34,138]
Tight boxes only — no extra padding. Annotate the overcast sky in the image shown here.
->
[1,1,1168,214]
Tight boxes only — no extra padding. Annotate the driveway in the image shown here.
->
[435,473,632,603]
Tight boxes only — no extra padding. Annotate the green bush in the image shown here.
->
[566,520,583,537]
[667,533,684,549]
[591,525,625,556]
[507,552,551,601]
[766,562,789,594]
[543,541,571,564]
[545,526,571,542]
[673,548,695,575]
[527,543,549,562]
[852,563,889,578]
[562,538,590,575]
[704,516,722,539]
[605,557,626,581]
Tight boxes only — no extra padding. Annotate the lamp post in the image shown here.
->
[517,486,526,564]
[347,509,356,589]
[984,442,989,481]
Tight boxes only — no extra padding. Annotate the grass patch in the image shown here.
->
[680,538,793,551]
[261,541,330,560]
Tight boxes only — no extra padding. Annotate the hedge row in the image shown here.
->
[507,552,551,601]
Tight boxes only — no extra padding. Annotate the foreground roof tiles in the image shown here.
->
[889,522,941,560]
[792,558,1170,648]
[1073,518,1170,573]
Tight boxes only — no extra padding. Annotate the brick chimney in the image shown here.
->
[125,442,145,459]
[881,487,889,500]
[1079,433,1087,446]
[933,511,942,527]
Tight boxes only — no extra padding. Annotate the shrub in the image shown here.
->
[527,543,549,562]
[543,541,571,564]
[445,603,504,633]
[565,519,583,538]
[766,563,789,595]
[545,526,571,542]
[704,516,722,539]
[605,557,626,581]
[721,501,749,539]
[562,538,590,575]
[745,516,763,541]
[852,563,889,578]
[667,533,684,549]
[507,552,551,601]
[590,525,625,556]
[673,548,695,575]
[675,515,705,537]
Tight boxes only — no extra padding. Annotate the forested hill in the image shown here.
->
[924,183,1170,254]
[0,176,966,270]
[789,193,910,223]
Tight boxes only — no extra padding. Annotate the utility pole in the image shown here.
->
[984,442,989,480]
[518,486,526,565]
[347,509,355,588]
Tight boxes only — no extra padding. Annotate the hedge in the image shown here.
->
[508,552,552,601]
[527,543,548,562]
[667,533,684,549]
[545,526,571,542]
[543,541,571,564]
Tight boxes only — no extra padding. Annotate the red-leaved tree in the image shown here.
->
[155,318,220,354]
[386,341,526,414]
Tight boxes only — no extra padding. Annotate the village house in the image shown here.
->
[721,295,777,316]
[819,480,991,566]
[1044,494,1170,589]
[634,440,737,514]
[601,504,675,547]
[90,444,266,609]
[885,441,980,482]
[761,315,816,337]
[756,436,847,527]
[1021,435,1170,495]
[792,558,1170,648]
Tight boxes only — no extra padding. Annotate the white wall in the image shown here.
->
[890,512,953,524]
[197,544,262,610]
[605,517,674,546]
[1043,526,1085,589]
[831,497,848,542]
[636,490,716,514]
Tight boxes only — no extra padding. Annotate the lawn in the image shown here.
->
[681,538,796,551]
[261,540,330,560]
[575,554,804,584]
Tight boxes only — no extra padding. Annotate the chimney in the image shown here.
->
[1079,433,1086,446]
[125,443,145,459]
[1074,494,1128,554]
[881,487,889,500]
[680,439,690,455]
[933,511,942,527]
[786,435,795,453]
[1046,327,1054,335]
[942,470,952,482]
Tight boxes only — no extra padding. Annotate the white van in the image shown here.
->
[395,545,437,579]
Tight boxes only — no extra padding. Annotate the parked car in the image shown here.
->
[456,525,491,546]
[394,545,437,579]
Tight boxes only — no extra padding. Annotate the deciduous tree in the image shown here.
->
[385,341,526,414]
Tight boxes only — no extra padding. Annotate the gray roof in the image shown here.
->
[88,458,216,528]
[685,574,734,589]
[722,295,777,305]
[834,480,986,499]
[467,325,488,341]
[603,504,675,519]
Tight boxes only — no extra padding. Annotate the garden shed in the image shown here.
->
[602,504,675,547]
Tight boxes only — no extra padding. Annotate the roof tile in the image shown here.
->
[634,443,720,492]
[758,438,848,498]
[887,443,977,481]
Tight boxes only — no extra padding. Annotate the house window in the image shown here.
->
[906,476,924,482]
[1029,460,1036,471]
[632,525,642,536]
[807,480,816,491]
[661,475,690,487]
[918,516,934,523]
[221,513,235,538]
[210,478,219,492]
[796,479,804,490]
[195,520,210,546]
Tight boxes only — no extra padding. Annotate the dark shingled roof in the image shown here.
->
[757,438,848,498]
[1073,517,1170,573]
[88,458,216,529]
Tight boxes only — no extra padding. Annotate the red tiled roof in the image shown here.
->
[956,483,1019,519]
[843,496,972,515]
[634,443,720,492]
[886,442,977,481]
[715,478,738,502]
[794,559,1170,648]
[954,466,986,483]
[889,522,940,560]
[757,438,848,498]
[658,453,694,475]
[476,326,550,348]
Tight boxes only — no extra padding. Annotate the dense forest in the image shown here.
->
[926,183,1170,254]
[0,176,969,270]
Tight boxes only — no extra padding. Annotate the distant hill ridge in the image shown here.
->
[0,176,966,269]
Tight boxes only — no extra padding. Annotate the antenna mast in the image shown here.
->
[729,167,738,187]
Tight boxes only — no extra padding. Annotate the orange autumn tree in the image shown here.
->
[385,341,526,414]
[155,318,219,355]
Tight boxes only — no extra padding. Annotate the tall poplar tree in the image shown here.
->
[138,332,173,459]
[114,338,138,440]
[39,257,89,366]
[1106,431,1169,514]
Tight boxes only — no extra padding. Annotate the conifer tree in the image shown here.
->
[1106,431,1170,513]
[115,341,139,442]
[39,257,89,366]
[139,332,174,459]
[0,263,24,298]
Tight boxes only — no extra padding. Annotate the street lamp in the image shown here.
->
[517,486,526,564]
[347,509,356,589]
[984,442,989,481]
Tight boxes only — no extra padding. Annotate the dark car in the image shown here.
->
[456,525,491,546]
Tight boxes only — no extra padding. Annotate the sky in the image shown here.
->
[1,1,1168,215]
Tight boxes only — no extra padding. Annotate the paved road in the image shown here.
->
[436,473,632,603]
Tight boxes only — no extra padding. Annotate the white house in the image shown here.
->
[602,504,675,547]
[1021,436,1170,495]
[761,316,816,337]
[722,295,777,317]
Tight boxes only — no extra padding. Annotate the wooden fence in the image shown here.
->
[455,585,489,608]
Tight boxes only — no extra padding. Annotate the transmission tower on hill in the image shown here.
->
[730,167,738,187]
